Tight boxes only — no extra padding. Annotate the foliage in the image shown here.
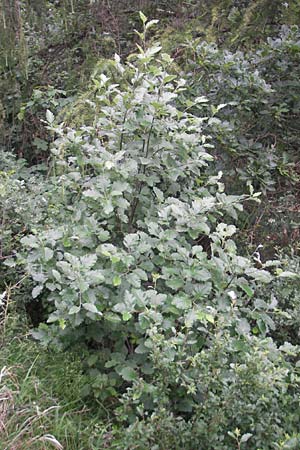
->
[0,152,48,290]
[0,0,183,162]
[170,24,300,256]
[114,334,300,450]
[74,27,300,251]
[181,25,300,195]
[264,255,300,346]
[1,1,299,164]
[15,20,300,450]
[16,86,71,162]
[1,5,300,450]
[159,0,300,50]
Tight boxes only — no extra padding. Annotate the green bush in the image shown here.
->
[16,17,300,448]
[182,26,300,194]
[0,152,48,293]
[114,334,300,449]
[262,255,300,346]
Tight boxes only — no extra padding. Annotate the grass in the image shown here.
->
[0,315,112,450]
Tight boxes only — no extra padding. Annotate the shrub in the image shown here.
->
[0,152,48,285]
[18,17,300,447]
[114,334,300,449]
[182,26,300,194]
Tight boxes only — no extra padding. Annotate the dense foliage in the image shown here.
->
[1,4,300,450]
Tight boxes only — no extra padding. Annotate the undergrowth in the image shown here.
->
[0,317,111,450]
[1,5,300,450]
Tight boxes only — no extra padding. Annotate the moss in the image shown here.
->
[159,0,300,52]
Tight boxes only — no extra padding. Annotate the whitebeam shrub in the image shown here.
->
[20,16,280,414]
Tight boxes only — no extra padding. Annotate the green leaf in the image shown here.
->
[197,311,215,324]
[89,270,105,284]
[87,354,99,367]
[245,268,273,283]
[105,312,121,323]
[69,305,80,314]
[81,254,97,268]
[113,275,122,286]
[139,11,147,24]
[133,268,148,281]
[195,96,209,103]
[120,367,137,382]
[127,273,141,288]
[163,74,177,84]
[165,278,184,290]
[3,258,16,268]
[33,137,48,151]
[145,19,159,30]
[103,200,114,215]
[44,247,54,262]
[83,189,101,199]
[32,285,43,299]
[59,319,66,330]
[205,314,215,324]
[238,283,254,297]
[172,295,191,310]
[122,312,132,321]
[46,109,54,124]
[145,45,162,57]
[236,318,250,335]
[78,280,89,293]
[197,269,211,282]
[240,433,253,443]
[99,229,110,242]
[282,437,300,449]
[257,318,266,334]
[82,303,101,314]
[277,271,299,279]
[110,255,120,264]
[52,269,61,282]
[153,187,164,201]
[20,235,39,248]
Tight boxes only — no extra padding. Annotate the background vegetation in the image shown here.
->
[1,1,300,449]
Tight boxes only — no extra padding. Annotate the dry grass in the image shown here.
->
[0,364,63,450]
[0,366,15,437]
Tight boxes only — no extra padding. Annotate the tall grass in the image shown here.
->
[0,316,111,450]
